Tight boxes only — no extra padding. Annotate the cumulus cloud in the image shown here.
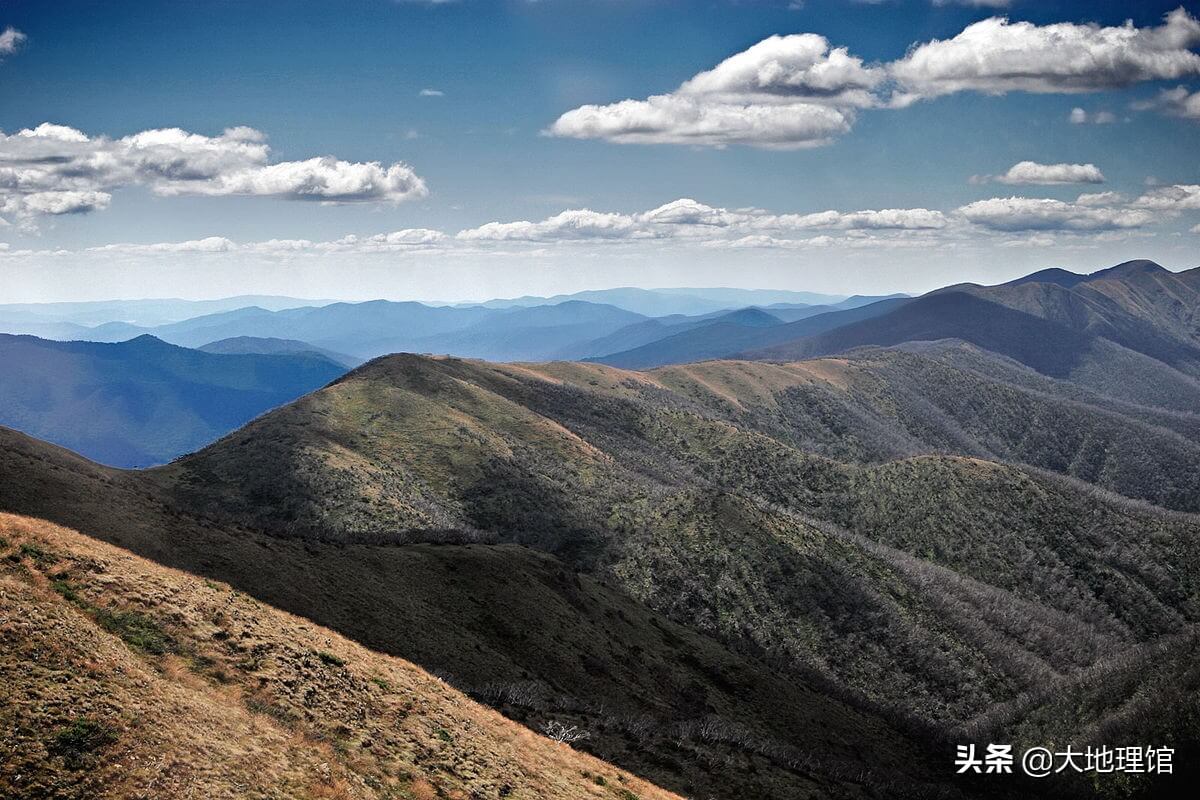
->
[548,33,881,149]
[0,26,26,57]
[890,8,1200,105]
[0,122,427,225]
[1133,85,1200,120]
[760,207,948,230]
[456,198,949,242]
[1131,184,1200,211]
[20,190,113,215]
[1068,107,1117,124]
[932,1,1011,7]
[957,196,1154,231]
[1075,191,1124,207]
[986,161,1106,185]
[548,10,1200,148]
[87,237,238,255]
[457,209,646,241]
[83,229,450,258]
[419,88,444,97]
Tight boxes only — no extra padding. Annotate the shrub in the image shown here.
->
[51,718,117,769]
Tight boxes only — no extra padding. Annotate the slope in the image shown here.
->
[952,261,1200,377]
[146,355,1200,735]
[4,350,1198,797]
[0,425,962,800]
[0,512,680,800]
[594,297,909,368]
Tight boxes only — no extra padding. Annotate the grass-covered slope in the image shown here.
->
[146,355,1200,732]
[0,513,681,800]
[0,426,960,800]
[2,347,1198,798]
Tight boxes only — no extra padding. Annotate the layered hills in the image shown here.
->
[0,334,346,467]
[1,261,1198,798]
[3,337,1198,797]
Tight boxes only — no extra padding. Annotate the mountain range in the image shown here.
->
[0,288,904,363]
[1,260,1198,798]
[0,334,346,467]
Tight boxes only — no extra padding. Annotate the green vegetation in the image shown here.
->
[316,650,346,667]
[51,719,118,770]
[51,578,174,655]
[3,333,1199,797]
[18,541,56,565]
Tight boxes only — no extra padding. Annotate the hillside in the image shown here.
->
[0,426,963,800]
[0,513,681,800]
[594,297,909,368]
[952,261,1200,378]
[4,347,1197,794]
[0,334,347,468]
[3,334,1199,796]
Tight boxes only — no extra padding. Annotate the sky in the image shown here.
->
[1,0,1198,302]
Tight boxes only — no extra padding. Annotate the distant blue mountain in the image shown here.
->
[0,290,910,364]
[454,287,849,316]
[0,295,331,329]
[0,334,346,468]
[591,299,909,369]
[197,336,361,368]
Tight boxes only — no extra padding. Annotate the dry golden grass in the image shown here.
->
[0,512,680,800]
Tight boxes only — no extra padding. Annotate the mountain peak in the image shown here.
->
[1085,259,1167,281]
[1002,268,1087,288]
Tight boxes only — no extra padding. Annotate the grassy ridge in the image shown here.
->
[0,513,682,800]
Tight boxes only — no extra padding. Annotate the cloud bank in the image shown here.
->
[550,8,1200,147]
[548,33,881,149]
[985,161,1106,185]
[890,7,1200,105]
[0,123,427,226]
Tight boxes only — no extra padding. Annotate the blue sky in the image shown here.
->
[1,0,1198,302]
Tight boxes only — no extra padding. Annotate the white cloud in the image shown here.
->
[0,26,26,57]
[1191,223,1200,233]
[890,8,1200,105]
[932,0,1011,7]
[1075,191,1124,207]
[674,34,884,107]
[1131,184,1200,211]
[419,88,444,97]
[20,191,112,215]
[0,122,427,226]
[639,198,750,227]
[457,209,646,241]
[548,33,881,149]
[456,198,949,242]
[1133,85,1200,120]
[1068,107,1117,124]
[957,196,1154,231]
[157,156,426,201]
[761,207,948,230]
[989,161,1106,185]
[88,237,237,255]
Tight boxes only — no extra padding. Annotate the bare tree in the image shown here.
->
[541,720,590,744]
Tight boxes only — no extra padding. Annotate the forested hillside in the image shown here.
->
[3,339,1195,798]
